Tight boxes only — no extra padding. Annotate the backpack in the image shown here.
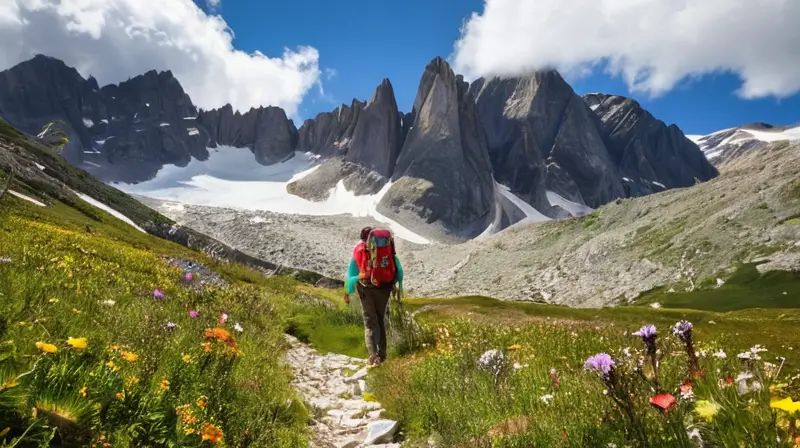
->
[355,228,397,287]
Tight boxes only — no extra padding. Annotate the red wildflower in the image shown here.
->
[649,393,677,411]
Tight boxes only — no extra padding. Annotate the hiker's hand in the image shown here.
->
[343,293,350,304]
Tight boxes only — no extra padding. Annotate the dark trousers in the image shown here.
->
[357,283,391,360]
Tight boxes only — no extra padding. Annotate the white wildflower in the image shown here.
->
[101,299,116,306]
[713,350,727,359]
[540,394,554,404]
[233,322,244,334]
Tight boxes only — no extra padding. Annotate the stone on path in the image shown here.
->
[283,335,401,447]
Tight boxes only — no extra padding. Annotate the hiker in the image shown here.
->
[344,226,404,366]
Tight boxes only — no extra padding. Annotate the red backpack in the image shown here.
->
[354,228,397,287]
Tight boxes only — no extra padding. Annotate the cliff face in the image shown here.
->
[376,58,496,241]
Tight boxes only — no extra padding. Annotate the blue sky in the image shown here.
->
[200,0,800,135]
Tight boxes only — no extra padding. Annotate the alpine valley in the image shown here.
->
[1,54,799,305]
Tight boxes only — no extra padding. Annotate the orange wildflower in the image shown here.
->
[203,328,238,349]
[159,378,170,391]
[196,396,207,409]
[201,423,224,445]
[120,351,139,362]
[201,342,212,353]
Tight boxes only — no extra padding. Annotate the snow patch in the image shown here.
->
[496,184,551,223]
[73,191,145,233]
[84,161,102,168]
[187,128,200,136]
[652,181,666,189]
[183,116,197,120]
[9,190,46,207]
[249,216,267,224]
[101,119,109,124]
[35,163,45,171]
[160,123,170,127]
[83,118,94,128]
[145,103,150,107]
[622,177,633,182]
[686,134,704,144]
[744,126,800,142]
[546,190,593,217]
[113,147,429,244]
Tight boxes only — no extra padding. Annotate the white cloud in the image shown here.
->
[0,0,322,117]
[452,0,800,99]
[206,0,221,11]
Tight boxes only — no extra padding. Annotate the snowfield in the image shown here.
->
[114,146,430,244]
[74,191,145,233]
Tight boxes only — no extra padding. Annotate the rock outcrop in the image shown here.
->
[378,57,496,241]
[469,73,623,209]
[344,79,403,177]
[197,105,298,165]
[296,99,364,156]
[583,93,718,195]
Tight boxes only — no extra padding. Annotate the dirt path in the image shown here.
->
[284,335,401,448]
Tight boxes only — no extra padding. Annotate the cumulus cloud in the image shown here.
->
[0,0,322,117]
[453,0,800,99]
[206,0,221,11]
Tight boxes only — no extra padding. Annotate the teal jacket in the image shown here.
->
[346,255,404,296]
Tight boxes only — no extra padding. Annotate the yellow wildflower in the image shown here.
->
[202,342,212,353]
[115,392,124,401]
[105,361,120,372]
[126,376,139,387]
[120,351,139,362]
[35,342,58,354]
[200,423,224,445]
[508,344,522,351]
[79,385,87,397]
[196,396,207,409]
[109,345,120,351]
[72,308,81,314]
[159,378,170,391]
[48,298,59,303]
[695,400,720,421]
[17,321,26,327]
[182,354,192,363]
[771,397,800,414]
[66,337,88,350]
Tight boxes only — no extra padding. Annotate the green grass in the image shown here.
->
[0,189,321,446]
[635,263,800,312]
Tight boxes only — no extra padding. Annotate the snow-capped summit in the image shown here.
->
[689,123,800,166]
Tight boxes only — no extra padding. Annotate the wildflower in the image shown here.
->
[695,400,720,421]
[680,379,694,399]
[687,428,703,446]
[201,423,224,445]
[184,272,194,282]
[35,342,58,354]
[101,300,115,306]
[622,347,632,358]
[196,396,207,409]
[48,298,59,303]
[18,321,26,327]
[478,350,509,384]
[166,322,178,330]
[649,393,677,411]
[120,351,139,362]
[650,302,662,309]
[189,310,200,319]
[218,313,229,325]
[233,322,243,334]
[72,308,81,314]
[159,378,170,391]
[182,354,192,363]
[78,385,87,397]
[66,337,88,350]
[115,392,124,401]
[712,349,727,359]
[550,368,560,388]
[0,256,11,263]
[770,397,800,414]
[672,320,693,339]
[202,342,212,353]
[154,289,164,300]
[540,394,554,404]
[584,353,615,377]
[126,376,139,387]
[508,344,521,351]
[105,360,119,371]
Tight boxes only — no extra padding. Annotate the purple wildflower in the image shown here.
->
[633,325,657,339]
[584,353,615,376]
[166,322,178,330]
[672,320,693,339]
[189,310,200,319]
[184,272,194,282]
[219,313,229,325]
[153,288,164,300]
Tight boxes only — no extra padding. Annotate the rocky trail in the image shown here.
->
[284,335,401,448]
